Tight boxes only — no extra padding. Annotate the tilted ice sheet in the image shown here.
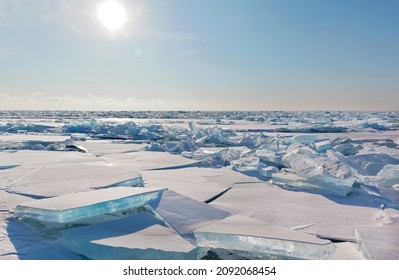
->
[195,215,335,260]
[149,190,230,244]
[15,187,167,224]
[59,212,197,260]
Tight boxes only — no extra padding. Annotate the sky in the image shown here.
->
[0,0,398,111]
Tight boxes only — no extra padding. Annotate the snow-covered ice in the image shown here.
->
[210,182,399,243]
[1,110,399,259]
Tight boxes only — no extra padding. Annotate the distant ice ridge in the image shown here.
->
[2,111,399,200]
[15,187,167,224]
[63,117,399,200]
[195,215,335,260]
[0,122,55,133]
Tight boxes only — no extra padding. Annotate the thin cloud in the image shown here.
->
[0,47,8,55]
[0,92,200,111]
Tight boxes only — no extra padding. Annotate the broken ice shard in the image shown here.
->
[377,164,399,186]
[255,149,284,167]
[193,147,251,167]
[15,187,167,224]
[312,139,332,153]
[232,156,262,172]
[59,212,197,260]
[332,143,361,156]
[194,215,335,260]
[257,166,279,178]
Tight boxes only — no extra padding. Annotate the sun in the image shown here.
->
[97,0,127,32]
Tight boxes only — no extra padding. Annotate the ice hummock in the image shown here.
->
[59,212,198,260]
[282,147,354,196]
[194,215,335,260]
[15,187,167,224]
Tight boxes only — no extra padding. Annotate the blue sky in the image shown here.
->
[0,0,398,110]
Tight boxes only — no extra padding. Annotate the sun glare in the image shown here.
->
[97,0,127,32]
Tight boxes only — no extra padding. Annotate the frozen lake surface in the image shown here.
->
[1,111,398,260]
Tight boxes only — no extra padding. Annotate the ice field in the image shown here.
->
[0,111,398,260]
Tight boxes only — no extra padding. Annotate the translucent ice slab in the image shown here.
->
[59,213,197,260]
[195,215,335,260]
[258,166,279,178]
[378,164,399,185]
[15,187,167,224]
[255,149,284,167]
[232,156,262,172]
